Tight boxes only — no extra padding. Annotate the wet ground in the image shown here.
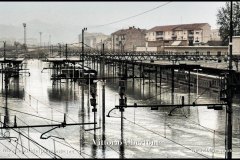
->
[0,59,240,158]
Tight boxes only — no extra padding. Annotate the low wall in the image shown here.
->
[163,46,228,55]
[233,36,240,55]
[136,47,158,52]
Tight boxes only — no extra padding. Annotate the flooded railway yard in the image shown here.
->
[1,1,240,159]
[0,58,240,158]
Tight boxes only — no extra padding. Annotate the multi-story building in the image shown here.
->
[146,23,211,46]
[233,36,240,55]
[111,26,146,52]
[210,29,221,41]
[79,32,110,49]
[96,37,112,50]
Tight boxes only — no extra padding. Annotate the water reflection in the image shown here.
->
[47,84,78,102]
[1,59,240,158]
[0,78,24,99]
[120,111,125,159]
[79,85,85,153]
[101,133,106,158]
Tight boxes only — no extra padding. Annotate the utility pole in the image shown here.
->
[82,28,87,68]
[65,44,68,60]
[226,1,233,159]
[58,43,62,58]
[118,79,126,159]
[102,43,106,142]
[113,34,115,52]
[3,41,6,60]
[14,42,18,57]
[39,32,42,48]
[23,23,27,50]
[4,69,9,109]
[49,34,51,54]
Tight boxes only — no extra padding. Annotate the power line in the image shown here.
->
[0,141,21,158]
[87,1,172,28]
[16,117,93,158]
[0,121,62,158]
[122,115,209,158]
[0,106,61,123]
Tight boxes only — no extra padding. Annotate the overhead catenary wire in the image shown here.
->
[122,114,209,159]
[1,120,57,158]
[0,141,21,158]
[0,130,27,158]
[18,103,120,157]
[0,121,62,158]
[6,136,41,158]
[15,89,120,156]
[4,91,117,157]
[86,1,172,28]
[16,117,89,159]
[0,106,61,123]
[23,89,77,123]
[109,110,209,158]
[1,126,39,159]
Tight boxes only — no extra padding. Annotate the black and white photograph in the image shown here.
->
[0,1,240,159]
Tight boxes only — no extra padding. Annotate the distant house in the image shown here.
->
[146,23,211,46]
[210,29,221,41]
[111,26,146,52]
[79,32,110,49]
[96,37,112,50]
[233,36,240,55]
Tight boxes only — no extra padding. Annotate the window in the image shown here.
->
[156,31,164,35]
[157,37,163,41]
[196,32,199,34]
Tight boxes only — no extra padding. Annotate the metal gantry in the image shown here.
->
[0,19,238,158]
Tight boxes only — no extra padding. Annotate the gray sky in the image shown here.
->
[0,1,226,44]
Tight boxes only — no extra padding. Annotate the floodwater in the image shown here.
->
[0,59,240,158]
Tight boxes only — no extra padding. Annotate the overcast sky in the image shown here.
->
[0,1,226,44]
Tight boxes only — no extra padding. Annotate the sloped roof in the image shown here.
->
[112,29,128,35]
[148,25,179,32]
[174,23,209,30]
[148,23,209,32]
[112,27,146,35]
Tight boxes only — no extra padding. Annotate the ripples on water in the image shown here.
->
[0,59,239,158]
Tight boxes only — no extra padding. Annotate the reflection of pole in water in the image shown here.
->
[87,74,90,117]
[4,69,9,125]
[188,70,191,105]
[119,80,126,159]
[101,43,106,154]
[65,101,68,114]
[171,93,174,105]
[102,81,106,143]
[90,82,97,158]
[120,109,125,159]
[1,64,3,93]
[15,76,20,98]
[79,85,85,152]
[91,143,97,158]
[171,68,174,104]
